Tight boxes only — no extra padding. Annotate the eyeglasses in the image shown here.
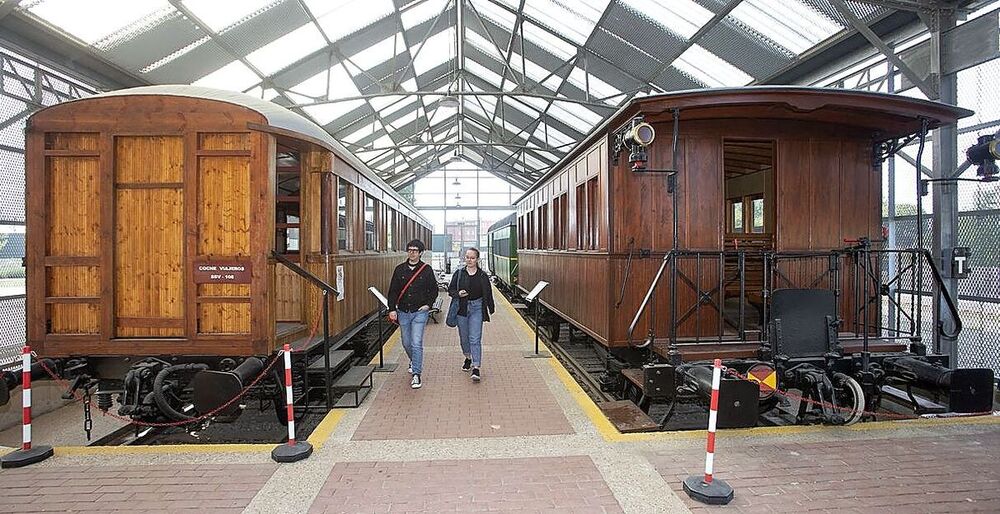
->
[406,248,421,252]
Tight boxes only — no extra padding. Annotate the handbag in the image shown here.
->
[445,296,460,327]
[389,262,428,325]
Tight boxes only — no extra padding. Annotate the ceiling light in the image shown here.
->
[439,95,459,111]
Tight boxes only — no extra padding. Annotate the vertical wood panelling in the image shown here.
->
[274,265,303,322]
[46,157,99,256]
[197,156,251,256]
[809,140,841,248]
[114,136,185,338]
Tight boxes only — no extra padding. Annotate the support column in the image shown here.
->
[931,12,960,364]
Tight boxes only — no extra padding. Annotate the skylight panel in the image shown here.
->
[464,59,503,88]
[621,0,712,40]
[509,52,562,90]
[522,0,609,46]
[474,0,516,30]
[504,97,539,118]
[304,100,365,125]
[673,44,754,87]
[328,64,362,97]
[532,123,573,147]
[343,123,380,144]
[381,98,418,119]
[246,23,325,76]
[140,35,211,73]
[521,22,577,61]
[731,0,841,55]
[193,60,260,91]
[388,110,421,130]
[429,110,457,128]
[27,0,170,44]
[310,0,394,42]
[466,30,506,61]
[412,28,454,76]
[181,0,272,32]
[523,152,550,169]
[291,70,330,98]
[463,98,488,118]
[567,67,622,103]
[370,95,407,112]
[400,0,449,31]
[550,100,602,127]
[347,35,400,71]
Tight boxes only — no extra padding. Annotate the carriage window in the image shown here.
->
[576,183,586,249]
[751,195,765,233]
[364,195,375,251]
[276,149,301,255]
[730,199,744,233]
[559,194,568,249]
[586,177,599,250]
[338,180,349,251]
[386,208,394,251]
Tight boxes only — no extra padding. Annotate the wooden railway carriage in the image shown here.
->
[12,85,430,420]
[486,213,518,293]
[514,87,970,352]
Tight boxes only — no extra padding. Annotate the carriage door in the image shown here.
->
[722,140,775,334]
[113,136,185,337]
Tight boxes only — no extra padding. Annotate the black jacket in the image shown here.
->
[387,260,438,312]
[448,267,496,322]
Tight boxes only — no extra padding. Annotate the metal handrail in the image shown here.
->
[917,248,963,339]
[271,251,338,410]
[627,251,673,347]
[272,252,339,296]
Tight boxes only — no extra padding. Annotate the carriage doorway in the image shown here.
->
[722,139,775,333]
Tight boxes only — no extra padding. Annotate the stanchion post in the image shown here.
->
[523,281,551,359]
[682,358,734,505]
[272,344,313,463]
[368,286,397,372]
[2,346,53,468]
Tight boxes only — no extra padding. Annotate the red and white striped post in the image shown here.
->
[272,344,312,463]
[1,346,53,468]
[682,359,734,504]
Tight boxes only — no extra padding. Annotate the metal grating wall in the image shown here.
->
[0,45,95,368]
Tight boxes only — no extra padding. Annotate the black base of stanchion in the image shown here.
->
[683,476,734,505]
[522,350,552,358]
[271,441,313,463]
[1,445,54,468]
[373,362,398,372]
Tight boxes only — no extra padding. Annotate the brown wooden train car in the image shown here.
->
[14,85,430,420]
[514,87,970,351]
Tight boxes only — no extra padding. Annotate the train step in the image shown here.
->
[598,400,660,433]
[332,365,376,408]
[305,349,354,375]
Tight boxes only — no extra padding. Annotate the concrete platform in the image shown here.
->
[1,289,998,513]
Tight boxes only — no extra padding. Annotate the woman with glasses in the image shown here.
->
[388,239,438,389]
[447,247,496,382]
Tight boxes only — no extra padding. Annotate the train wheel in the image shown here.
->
[831,373,865,425]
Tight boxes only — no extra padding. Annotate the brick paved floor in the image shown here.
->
[353,299,573,440]
[308,456,623,513]
[0,463,277,513]
[649,429,1000,513]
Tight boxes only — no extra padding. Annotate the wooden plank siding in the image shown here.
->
[26,93,430,360]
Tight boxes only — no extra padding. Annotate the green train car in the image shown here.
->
[487,213,518,295]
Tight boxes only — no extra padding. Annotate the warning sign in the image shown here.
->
[747,366,776,393]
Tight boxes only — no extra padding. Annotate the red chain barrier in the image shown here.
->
[723,367,996,421]
[33,350,283,428]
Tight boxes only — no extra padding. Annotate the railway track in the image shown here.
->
[521,311,614,403]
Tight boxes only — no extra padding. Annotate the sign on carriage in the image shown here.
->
[193,262,252,283]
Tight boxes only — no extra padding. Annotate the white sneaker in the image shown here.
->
[410,374,422,389]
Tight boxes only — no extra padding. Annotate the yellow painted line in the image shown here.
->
[307,409,346,447]
[498,288,1000,441]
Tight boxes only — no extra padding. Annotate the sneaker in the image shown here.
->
[462,358,472,372]
[410,374,422,389]
[471,368,481,382]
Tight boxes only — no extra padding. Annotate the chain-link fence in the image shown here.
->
[0,45,95,368]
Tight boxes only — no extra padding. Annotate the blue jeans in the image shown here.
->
[398,309,430,375]
[457,299,483,367]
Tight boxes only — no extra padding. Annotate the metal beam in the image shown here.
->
[829,0,939,98]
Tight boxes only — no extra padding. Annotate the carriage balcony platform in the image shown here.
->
[2,289,999,513]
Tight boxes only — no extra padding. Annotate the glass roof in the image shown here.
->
[17,0,897,190]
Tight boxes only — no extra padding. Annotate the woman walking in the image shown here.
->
[448,247,495,381]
